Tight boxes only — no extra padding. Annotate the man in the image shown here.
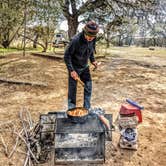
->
[64,21,99,110]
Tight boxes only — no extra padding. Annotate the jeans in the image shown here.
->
[68,67,92,110]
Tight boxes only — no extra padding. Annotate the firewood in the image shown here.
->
[8,129,23,158]
[0,78,47,87]
[0,134,8,157]
[13,130,39,164]
[0,58,21,67]
[19,109,39,164]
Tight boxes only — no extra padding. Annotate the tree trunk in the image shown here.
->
[18,33,46,52]
[33,33,39,48]
[118,36,122,46]
[106,28,110,48]
[106,39,110,48]
[67,16,79,40]
[42,40,48,52]
[153,37,156,46]
[2,40,10,48]
[42,46,47,52]
[42,44,47,52]
[129,36,133,46]
[2,31,10,48]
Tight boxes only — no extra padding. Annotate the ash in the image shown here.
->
[55,133,98,148]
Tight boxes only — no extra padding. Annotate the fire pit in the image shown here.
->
[39,109,112,165]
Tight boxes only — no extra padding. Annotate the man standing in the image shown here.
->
[64,21,99,110]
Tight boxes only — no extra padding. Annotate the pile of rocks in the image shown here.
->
[117,99,143,150]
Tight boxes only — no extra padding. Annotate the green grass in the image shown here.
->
[0,47,21,54]
[0,47,42,56]
[0,45,166,57]
[0,46,65,56]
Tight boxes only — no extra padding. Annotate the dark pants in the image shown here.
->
[68,67,92,110]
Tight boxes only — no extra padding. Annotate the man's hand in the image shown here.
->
[71,71,78,80]
[92,61,98,68]
[92,61,101,71]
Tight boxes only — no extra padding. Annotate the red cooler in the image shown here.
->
[120,104,142,123]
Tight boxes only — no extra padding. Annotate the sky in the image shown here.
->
[59,20,103,33]
[59,20,84,32]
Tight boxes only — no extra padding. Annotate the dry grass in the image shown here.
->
[96,46,166,57]
[0,48,166,165]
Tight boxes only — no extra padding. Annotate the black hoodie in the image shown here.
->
[64,32,95,72]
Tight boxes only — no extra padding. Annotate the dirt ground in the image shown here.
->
[0,47,166,166]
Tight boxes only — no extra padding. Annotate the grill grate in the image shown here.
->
[56,115,104,133]
[39,110,112,165]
